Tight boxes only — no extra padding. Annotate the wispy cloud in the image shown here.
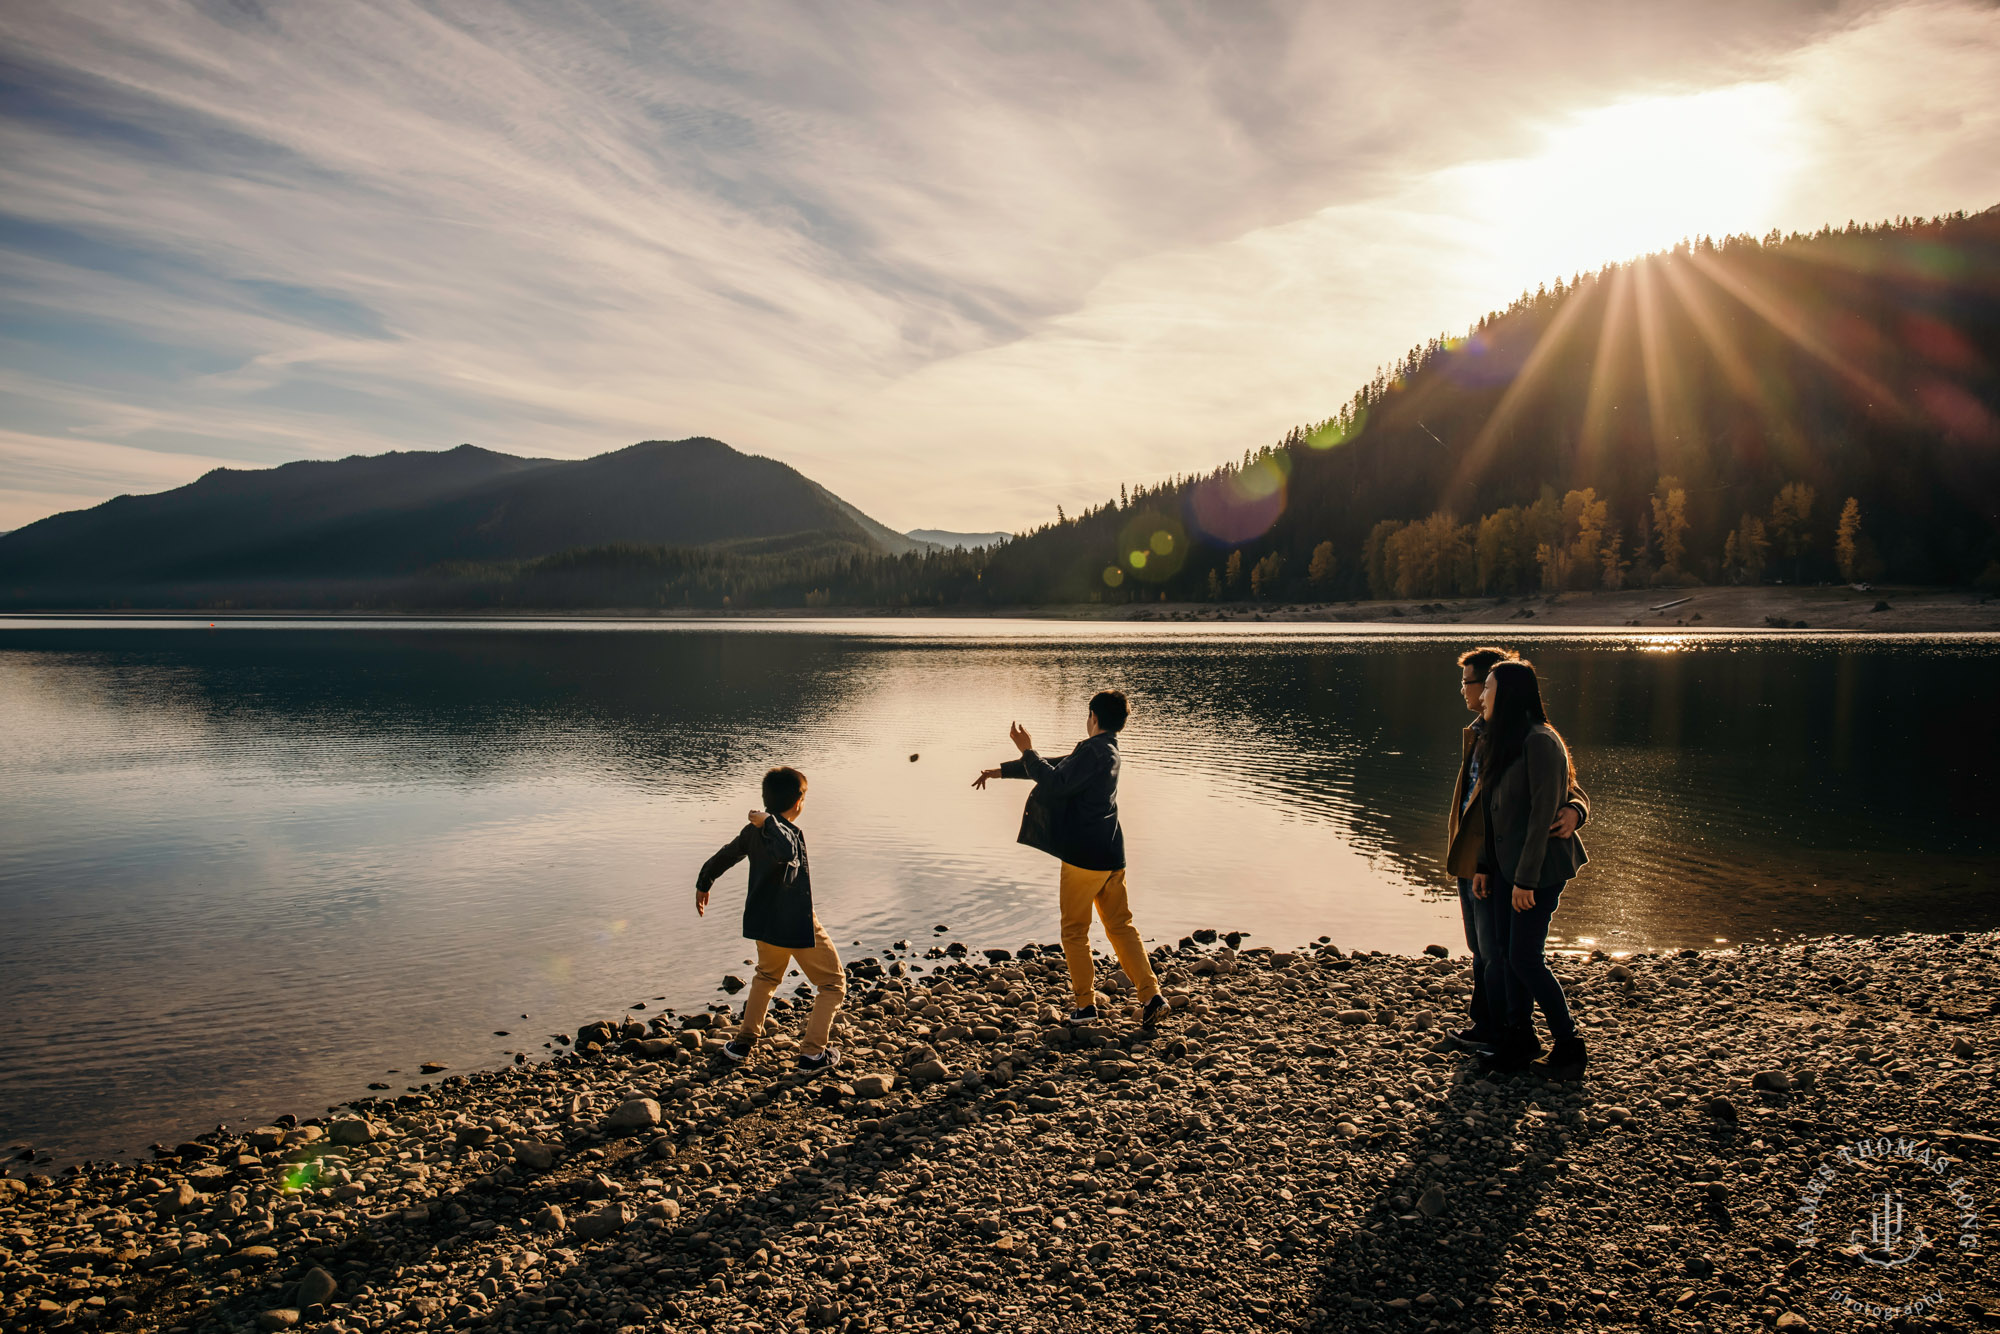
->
[1,0,1995,533]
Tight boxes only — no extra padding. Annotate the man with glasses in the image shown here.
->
[1444,647,1588,1053]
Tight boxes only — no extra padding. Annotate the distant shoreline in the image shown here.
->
[3,585,1998,631]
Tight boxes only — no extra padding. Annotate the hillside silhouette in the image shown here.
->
[0,438,920,607]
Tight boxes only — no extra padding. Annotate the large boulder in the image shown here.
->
[327,1118,376,1148]
[513,1141,558,1171]
[572,1202,635,1241]
[606,1098,661,1132]
[296,1267,337,1309]
[851,1073,895,1100]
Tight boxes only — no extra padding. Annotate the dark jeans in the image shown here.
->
[1457,877,1501,1033]
[1481,871,1577,1042]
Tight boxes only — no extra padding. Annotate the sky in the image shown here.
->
[3,1,1999,535]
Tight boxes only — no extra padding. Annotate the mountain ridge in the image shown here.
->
[0,437,921,606]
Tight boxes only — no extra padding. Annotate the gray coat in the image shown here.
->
[1479,723,1589,890]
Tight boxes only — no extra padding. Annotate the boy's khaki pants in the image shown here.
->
[736,917,846,1055]
[1058,862,1162,1010]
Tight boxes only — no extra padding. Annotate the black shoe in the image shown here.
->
[720,1039,752,1064]
[1531,1036,1587,1082]
[1452,1026,1499,1054]
[1479,1026,1543,1075]
[797,1047,841,1073]
[1067,1006,1099,1026]
[1140,995,1169,1028]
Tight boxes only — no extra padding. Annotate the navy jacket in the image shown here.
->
[999,731,1126,872]
[695,816,816,949]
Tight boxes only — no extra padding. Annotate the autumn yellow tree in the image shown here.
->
[1561,488,1610,589]
[1225,549,1244,594]
[1835,497,1862,581]
[1308,540,1339,588]
[1250,551,1285,599]
[1650,476,1690,576]
[1364,520,1402,598]
[1385,513,1474,597]
[1600,530,1628,591]
[1725,514,1770,583]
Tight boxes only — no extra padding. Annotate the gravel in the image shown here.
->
[3,929,1996,1333]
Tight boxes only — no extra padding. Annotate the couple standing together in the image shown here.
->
[694,689,1161,1071]
[1447,647,1591,1082]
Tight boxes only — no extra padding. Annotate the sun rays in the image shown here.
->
[1447,208,1994,511]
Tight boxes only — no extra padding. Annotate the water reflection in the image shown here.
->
[0,622,1993,1163]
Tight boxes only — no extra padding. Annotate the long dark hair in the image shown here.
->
[1477,660,1576,786]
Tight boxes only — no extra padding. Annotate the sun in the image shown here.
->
[1448,84,1799,286]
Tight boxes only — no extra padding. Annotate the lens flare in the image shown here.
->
[1102,565,1124,587]
[1119,513,1188,582]
[1189,455,1287,546]
[281,1158,323,1192]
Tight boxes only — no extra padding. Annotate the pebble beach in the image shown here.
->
[4,929,1996,1334]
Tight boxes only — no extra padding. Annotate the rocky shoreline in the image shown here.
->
[4,929,1996,1334]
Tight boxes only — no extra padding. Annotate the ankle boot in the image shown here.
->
[1531,1035,1588,1081]
[1480,1023,1543,1075]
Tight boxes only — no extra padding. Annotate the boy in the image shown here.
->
[973,689,1166,1027]
[695,765,844,1070]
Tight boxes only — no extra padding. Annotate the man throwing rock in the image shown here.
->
[974,689,1166,1027]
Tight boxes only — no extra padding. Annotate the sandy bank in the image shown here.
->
[1075,585,2000,632]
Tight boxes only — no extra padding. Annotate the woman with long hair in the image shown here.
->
[1471,659,1589,1080]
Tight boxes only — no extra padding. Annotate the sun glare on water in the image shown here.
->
[1449,84,1799,286]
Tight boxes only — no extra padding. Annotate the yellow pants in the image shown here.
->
[736,917,846,1055]
[1058,862,1161,1009]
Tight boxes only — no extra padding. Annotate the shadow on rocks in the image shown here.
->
[1307,1055,1581,1332]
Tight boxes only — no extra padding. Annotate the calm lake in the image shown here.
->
[2,618,1995,1165]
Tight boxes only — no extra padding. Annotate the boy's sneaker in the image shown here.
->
[1139,995,1169,1029]
[720,1039,752,1064]
[1066,1006,1099,1026]
[797,1047,841,1073]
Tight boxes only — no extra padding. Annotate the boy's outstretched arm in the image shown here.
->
[694,827,754,916]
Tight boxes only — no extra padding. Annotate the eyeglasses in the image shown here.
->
[1459,678,1482,687]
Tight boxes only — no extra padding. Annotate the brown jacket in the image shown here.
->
[1445,722,1590,878]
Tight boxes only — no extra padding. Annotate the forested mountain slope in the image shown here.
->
[982,207,2000,603]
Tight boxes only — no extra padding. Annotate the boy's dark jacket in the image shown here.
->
[696,815,816,949]
[1000,731,1125,871]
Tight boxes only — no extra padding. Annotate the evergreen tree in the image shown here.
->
[1768,483,1816,583]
